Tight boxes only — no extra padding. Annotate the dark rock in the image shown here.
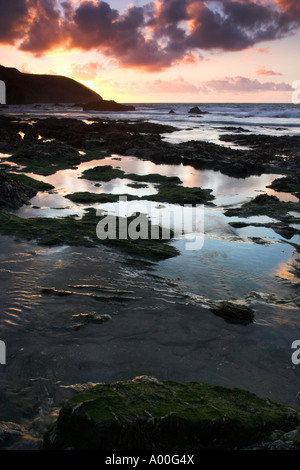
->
[267,174,300,200]
[0,170,49,209]
[0,421,43,450]
[82,100,135,112]
[0,65,102,105]
[220,133,300,160]
[252,194,280,204]
[210,301,255,325]
[0,421,24,449]
[188,106,204,114]
[169,109,175,114]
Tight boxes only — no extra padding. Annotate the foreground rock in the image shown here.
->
[0,65,102,104]
[43,377,300,450]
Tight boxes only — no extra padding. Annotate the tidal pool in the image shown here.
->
[11,153,300,309]
[14,154,297,221]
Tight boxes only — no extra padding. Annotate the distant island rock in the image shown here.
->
[188,106,207,114]
[0,66,134,112]
[82,100,135,112]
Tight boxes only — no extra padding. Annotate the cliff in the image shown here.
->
[0,65,102,104]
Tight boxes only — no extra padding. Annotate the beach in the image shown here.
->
[0,102,300,449]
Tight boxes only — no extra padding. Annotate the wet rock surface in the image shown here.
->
[1,115,300,178]
[210,301,255,325]
[43,377,300,450]
[267,174,300,199]
[225,193,300,260]
[0,170,53,209]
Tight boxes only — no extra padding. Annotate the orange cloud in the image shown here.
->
[255,66,283,76]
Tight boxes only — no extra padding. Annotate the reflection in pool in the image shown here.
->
[15,154,298,219]
[13,154,300,308]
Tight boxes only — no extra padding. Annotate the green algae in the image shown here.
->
[9,146,108,176]
[43,378,300,450]
[69,164,215,205]
[142,184,215,205]
[9,153,79,176]
[66,185,215,206]
[81,167,183,185]
[8,173,54,193]
[81,165,126,182]
[0,209,179,261]
[65,192,137,204]
[66,167,215,206]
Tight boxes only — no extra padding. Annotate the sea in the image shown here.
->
[0,102,300,444]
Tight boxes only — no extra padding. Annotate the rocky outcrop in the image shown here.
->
[43,377,300,450]
[188,106,206,114]
[0,65,102,104]
[0,170,52,209]
[82,100,135,112]
[210,301,255,325]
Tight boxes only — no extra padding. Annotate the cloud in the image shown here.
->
[0,0,28,42]
[206,76,293,93]
[66,61,103,80]
[146,75,203,94]
[19,0,66,54]
[273,0,300,20]
[0,0,299,71]
[255,66,283,76]
[21,62,30,73]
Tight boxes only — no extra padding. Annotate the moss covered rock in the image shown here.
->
[210,301,255,325]
[43,377,300,450]
[0,170,53,209]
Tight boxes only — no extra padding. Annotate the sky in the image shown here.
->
[0,0,299,103]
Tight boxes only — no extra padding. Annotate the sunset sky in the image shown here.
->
[0,0,299,102]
